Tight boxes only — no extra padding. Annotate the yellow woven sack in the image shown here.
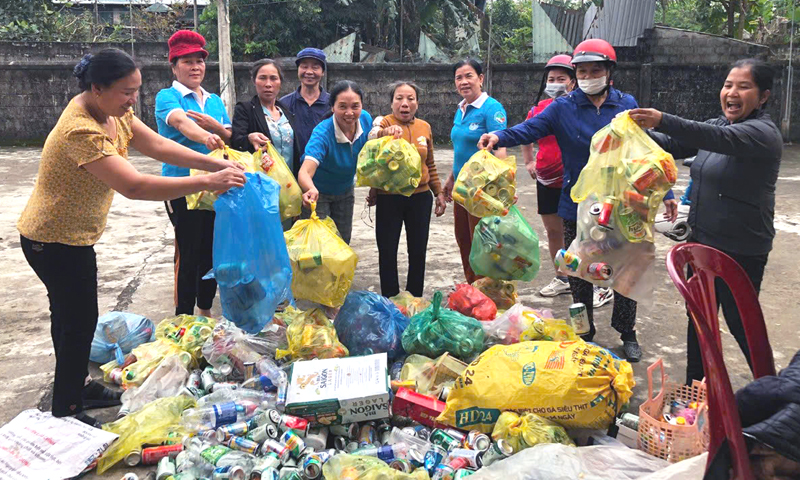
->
[453,150,517,217]
[255,142,302,220]
[283,202,358,307]
[356,136,422,196]
[570,111,678,242]
[491,411,574,453]
[437,340,634,432]
[186,147,258,210]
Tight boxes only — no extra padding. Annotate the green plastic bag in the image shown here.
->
[469,206,540,281]
[401,291,485,362]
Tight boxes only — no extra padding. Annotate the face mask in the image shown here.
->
[578,76,607,95]
[544,83,568,99]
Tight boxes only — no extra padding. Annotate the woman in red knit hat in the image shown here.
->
[155,30,232,318]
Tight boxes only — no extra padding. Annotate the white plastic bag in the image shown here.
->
[469,444,669,480]
[119,355,189,414]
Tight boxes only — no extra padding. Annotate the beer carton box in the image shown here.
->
[285,352,391,425]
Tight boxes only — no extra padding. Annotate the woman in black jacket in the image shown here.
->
[231,58,302,182]
[630,59,783,383]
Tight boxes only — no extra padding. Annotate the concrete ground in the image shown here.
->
[1,144,800,478]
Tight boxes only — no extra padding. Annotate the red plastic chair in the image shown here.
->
[665,243,776,480]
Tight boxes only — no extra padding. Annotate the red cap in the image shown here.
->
[168,30,209,63]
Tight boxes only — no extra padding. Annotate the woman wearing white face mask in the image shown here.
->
[521,54,576,298]
[477,39,678,362]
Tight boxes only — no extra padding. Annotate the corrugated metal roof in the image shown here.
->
[531,1,573,62]
[583,0,655,47]
[540,2,586,48]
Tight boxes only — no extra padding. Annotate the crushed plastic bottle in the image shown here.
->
[196,388,276,410]
[181,401,259,432]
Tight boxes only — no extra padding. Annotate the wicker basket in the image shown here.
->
[638,359,709,462]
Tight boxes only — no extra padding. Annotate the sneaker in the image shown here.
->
[82,380,122,409]
[623,340,642,362]
[593,286,614,308]
[539,277,571,297]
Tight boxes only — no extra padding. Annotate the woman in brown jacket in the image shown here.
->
[367,81,447,298]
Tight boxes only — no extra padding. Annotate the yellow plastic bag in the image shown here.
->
[275,307,348,361]
[492,411,574,453]
[97,395,194,473]
[438,340,634,432]
[472,278,518,310]
[389,291,431,318]
[570,111,678,242]
[255,142,302,220]
[284,202,358,307]
[453,150,517,217]
[155,314,216,361]
[186,147,259,210]
[120,340,190,389]
[356,137,422,196]
[400,353,468,397]
[322,454,430,480]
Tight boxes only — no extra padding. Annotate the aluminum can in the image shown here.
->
[443,428,466,444]
[587,262,613,281]
[389,459,413,473]
[333,435,348,451]
[120,474,139,480]
[200,369,217,391]
[424,445,447,474]
[302,455,323,479]
[212,465,246,480]
[478,439,513,467]
[447,449,481,469]
[217,420,253,442]
[358,421,377,447]
[279,467,303,480]
[123,448,142,467]
[430,429,460,451]
[280,430,305,458]
[156,456,176,480]
[278,413,308,434]
[329,423,358,439]
[252,467,280,480]
[568,302,591,335]
[243,361,256,380]
[224,435,260,455]
[110,368,124,385]
[464,431,491,452]
[142,444,183,465]
[454,469,476,479]
[262,439,291,463]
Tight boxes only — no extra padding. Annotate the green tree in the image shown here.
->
[0,0,102,41]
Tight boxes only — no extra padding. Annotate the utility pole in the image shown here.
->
[94,0,99,25]
[486,0,493,95]
[399,0,404,62]
[194,0,198,30]
[217,0,236,118]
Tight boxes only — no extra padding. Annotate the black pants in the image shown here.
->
[376,191,433,298]
[166,197,217,315]
[685,241,768,382]
[21,235,97,417]
[563,219,637,336]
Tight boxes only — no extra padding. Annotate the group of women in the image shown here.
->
[17,27,782,427]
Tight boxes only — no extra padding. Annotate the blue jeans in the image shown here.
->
[301,187,355,244]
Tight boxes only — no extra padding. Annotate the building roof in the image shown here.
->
[56,0,210,5]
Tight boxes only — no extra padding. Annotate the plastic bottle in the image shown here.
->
[388,427,432,457]
[181,401,258,432]
[351,442,408,462]
[196,389,276,409]
[254,356,288,405]
[186,443,256,478]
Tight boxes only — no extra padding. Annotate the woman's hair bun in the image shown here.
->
[73,54,93,79]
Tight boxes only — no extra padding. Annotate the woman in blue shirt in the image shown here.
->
[478,40,678,362]
[444,59,508,284]
[298,80,373,244]
[154,30,231,318]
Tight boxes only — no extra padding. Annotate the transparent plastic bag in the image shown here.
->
[438,341,634,432]
[472,278,518,310]
[186,147,258,211]
[570,111,677,243]
[201,320,262,378]
[322,454,430,480]
[401,291,485,362]
[334,291,410,360]
[356,136,423,196]
[483,304,577,347]
[284,202,358,307]
[275,307,348,361]
[390,291,431,318]
[119,355,189,414]
[121,340,190,389]
[492,411,574,453]
[400,353,467,397]
[453,149,517,217]
[469,206,540,281]
[447,284,497,321]
[90,312,155,364]
[97,395,195,473]
[255,142,302,220]
[212,172,294,333]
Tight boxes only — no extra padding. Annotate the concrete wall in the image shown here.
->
[1,26,798,144]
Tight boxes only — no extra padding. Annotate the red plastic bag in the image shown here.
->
[447,284,497,321]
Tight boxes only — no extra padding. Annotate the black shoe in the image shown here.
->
[72,411,103,429]
[579,323,597,343]
[623,340,642,362]
[82,380,122,409]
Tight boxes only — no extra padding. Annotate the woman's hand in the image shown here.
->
[205,167,246,192]
[366,188,378,207]
[629,108,663,130]
[248,132,269,151]
[302,187,319,207]
[187,110,225,134]
[434,193,447,217]
[477,133,499,150]
[382,125,403,139]
[205,134,225,151]
[442,174,455,203]
[525,161,537,180]
[663,198,678,223]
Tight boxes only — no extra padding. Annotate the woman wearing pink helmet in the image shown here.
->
[521,54,576,298]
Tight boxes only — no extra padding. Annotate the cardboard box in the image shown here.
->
[285,353,391,425]
[392,387,447,428]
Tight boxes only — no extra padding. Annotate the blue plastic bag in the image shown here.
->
[90,312,155,364]
[334,291,410,360]
[212,172,293,333]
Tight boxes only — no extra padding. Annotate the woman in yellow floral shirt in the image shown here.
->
[17,49,245,427]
